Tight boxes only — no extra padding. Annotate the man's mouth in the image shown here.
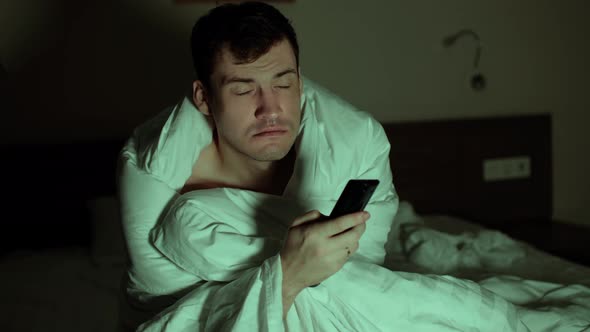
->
[254,127,288,137]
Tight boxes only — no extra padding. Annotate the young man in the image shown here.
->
[118,2,526,331]
[118,2,398,330]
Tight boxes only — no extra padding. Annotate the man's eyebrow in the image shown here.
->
[221,69,298,86]
[221,76,255,86]
[274,68,298,79]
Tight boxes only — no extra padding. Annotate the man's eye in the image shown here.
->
[276,85,291,89]
[235,90,253,96]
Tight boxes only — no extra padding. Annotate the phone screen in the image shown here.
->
[330,179,379,219]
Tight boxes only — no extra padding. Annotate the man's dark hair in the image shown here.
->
[191,1,299,91]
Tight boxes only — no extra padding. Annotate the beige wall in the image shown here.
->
[1,0,588,225]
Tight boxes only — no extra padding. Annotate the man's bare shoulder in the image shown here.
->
[181,141,222,194]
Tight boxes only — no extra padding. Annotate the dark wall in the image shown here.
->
[1,139,125,253]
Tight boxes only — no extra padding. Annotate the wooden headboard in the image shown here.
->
[382,114,552,227]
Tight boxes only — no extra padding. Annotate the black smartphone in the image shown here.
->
[330,179,380,219]
[309,179,379,288]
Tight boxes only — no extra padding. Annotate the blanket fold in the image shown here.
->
[137,254,283,332]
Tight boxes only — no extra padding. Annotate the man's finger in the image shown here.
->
[291,210,324,227]
[347,242,360,256]
[322,211,369,237]
[331,222,366,246]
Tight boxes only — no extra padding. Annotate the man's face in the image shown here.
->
[205,39,302,162]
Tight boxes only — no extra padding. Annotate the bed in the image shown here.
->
[382,113,590,268]
[0,140,126,331]
[1,113,589,331]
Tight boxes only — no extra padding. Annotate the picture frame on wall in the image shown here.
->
[176,0,294,3]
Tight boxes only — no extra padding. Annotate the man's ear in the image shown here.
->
[298,67,304,95]
[192,80,211,116]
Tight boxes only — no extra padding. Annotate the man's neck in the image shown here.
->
[215,139,296,195]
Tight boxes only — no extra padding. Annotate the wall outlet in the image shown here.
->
[483,156,531,182]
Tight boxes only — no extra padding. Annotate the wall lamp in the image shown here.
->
[443,29,486,91]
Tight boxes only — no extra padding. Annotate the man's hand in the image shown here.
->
[279,209,370,316]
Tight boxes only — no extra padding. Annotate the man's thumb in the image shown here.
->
[291,210,324,227]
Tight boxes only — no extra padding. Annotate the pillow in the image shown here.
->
[384,201,526,277]
[384,201,424,252]
[87,195,127,267]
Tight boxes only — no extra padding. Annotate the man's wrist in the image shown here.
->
[282,278,301,299]
[280,257,303,297]
[280,254,303,317]
[281,278,301,318]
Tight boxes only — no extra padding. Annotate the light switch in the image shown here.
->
[483,156,531,182]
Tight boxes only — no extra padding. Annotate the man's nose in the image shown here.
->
[255,87,281,119]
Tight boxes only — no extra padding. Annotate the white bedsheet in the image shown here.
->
[385,202,590,331]
[385,201,590,287]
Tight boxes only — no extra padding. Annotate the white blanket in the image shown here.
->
[146,190,520,331]
[145,190,590,331]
